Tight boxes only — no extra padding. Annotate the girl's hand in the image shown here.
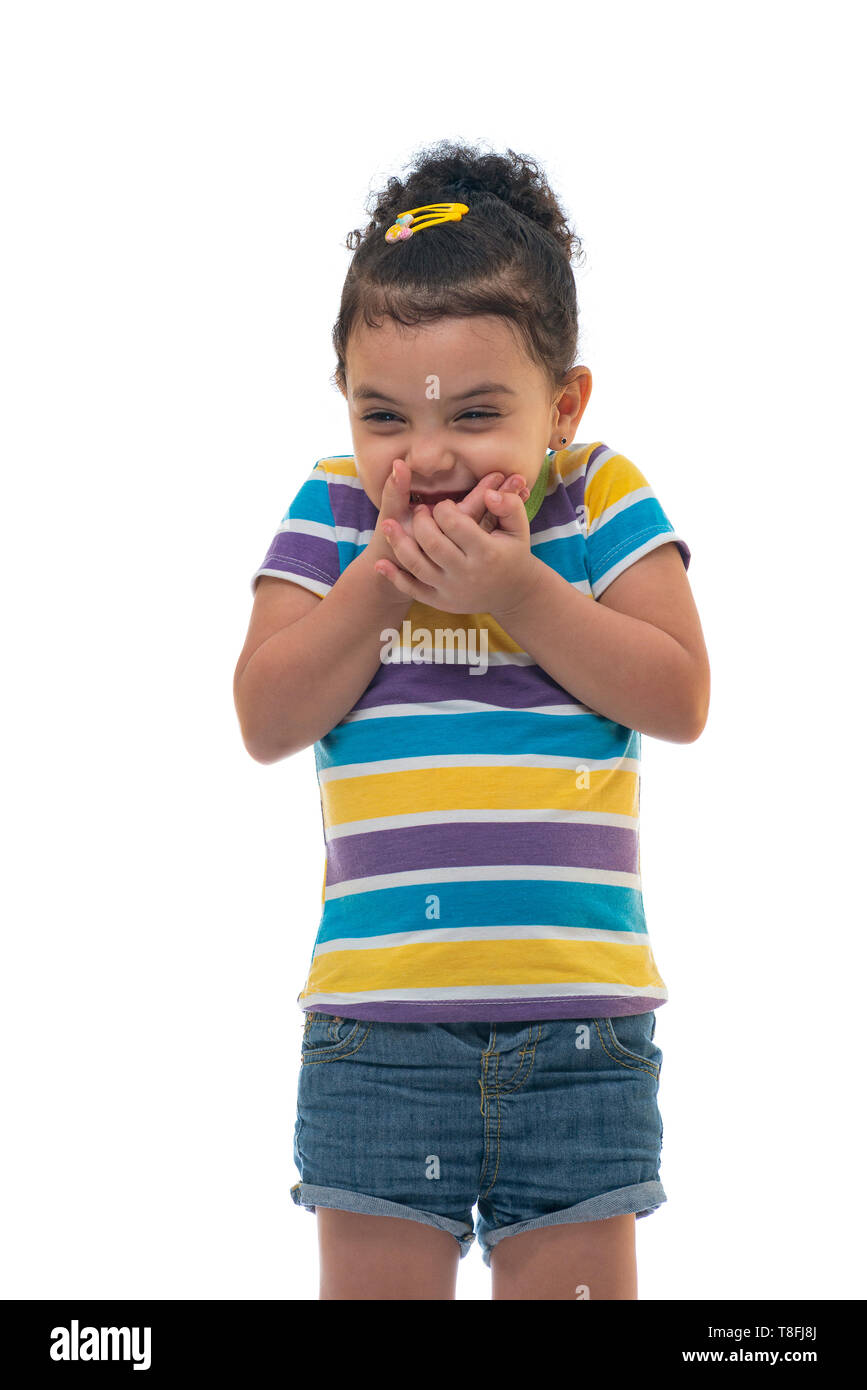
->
[368,457,512,603]
[368,458,507,574]
[478,473,531,532]
[375,481,539,616]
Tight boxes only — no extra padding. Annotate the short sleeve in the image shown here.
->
[583,448,691,599]
[250,460,341,597]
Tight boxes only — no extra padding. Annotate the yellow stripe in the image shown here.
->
[304,935,665,996]
[584,452,649,528]
[548,441,597,482]
[314,456,358,477]
[322,764,638,829]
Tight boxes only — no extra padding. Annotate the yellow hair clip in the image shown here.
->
[384,202,469,242]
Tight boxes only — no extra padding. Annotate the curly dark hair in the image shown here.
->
[332,138,586,401]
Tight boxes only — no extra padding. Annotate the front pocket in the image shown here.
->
[301,1011,371,1061]
[595,1014,661,1078]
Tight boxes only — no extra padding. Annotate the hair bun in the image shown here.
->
[365,139,583,265]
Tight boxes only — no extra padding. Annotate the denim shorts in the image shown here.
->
[291,1011,665,1268]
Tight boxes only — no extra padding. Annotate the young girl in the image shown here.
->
[233,140,710,1301]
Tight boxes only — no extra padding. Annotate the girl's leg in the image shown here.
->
[489,1212,637,1301]
[316,1208,462,1300]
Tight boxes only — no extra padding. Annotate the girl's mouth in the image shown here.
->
[410,489,470,507]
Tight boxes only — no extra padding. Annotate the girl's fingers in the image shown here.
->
[375,558,402,584]
[456,472,505,523]
[430,498,497,556]
[375,557,428,604]
[381,458,413,519]
[385,513,444,589]
[482,486,530,535]
[478,476,529,532]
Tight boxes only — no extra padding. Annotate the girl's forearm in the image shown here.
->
[237,551,413,763]
[489,557,704,743]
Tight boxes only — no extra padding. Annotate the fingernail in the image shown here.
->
[487,489,501,501]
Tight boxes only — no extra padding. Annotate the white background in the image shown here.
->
[2,0,864,1301]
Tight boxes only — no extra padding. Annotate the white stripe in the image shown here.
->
[591,532,687,597]
[583,446,618,490]
[319,752,639,781]
[323,863,641,900]
[325,807,637,837]
[312,922,651,954]
[271,515,594,575]
[559,454,597,490]
[374,648,540,668]
[529,517,587,545]
[587,482,654,539]
[342,700,594,721]
[313,465,366,489]
[251,567,329,598]
[275,516,375,546]
[280,517,593,552]
[303,982,667,1005]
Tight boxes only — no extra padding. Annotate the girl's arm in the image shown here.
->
[489,541,710,743]
[234,537,412,764]
[234,464,523,763]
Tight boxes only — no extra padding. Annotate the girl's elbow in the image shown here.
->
[686,686,710,741]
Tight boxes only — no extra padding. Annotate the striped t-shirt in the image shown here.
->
[251,442,691,1022]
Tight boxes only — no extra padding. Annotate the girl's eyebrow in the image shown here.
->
[353,381,517,403]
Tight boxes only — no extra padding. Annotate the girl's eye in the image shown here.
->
[362,411,500,423]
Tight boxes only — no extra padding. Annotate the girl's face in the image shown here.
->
[341,314,591,510]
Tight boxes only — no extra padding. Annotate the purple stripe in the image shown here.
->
[530,489,573,530]
[352,658,574,709]
[304,996,666,1022]
[327,476,377,531]
[325,819,638,886]
[564,472,587,513]
[565,445,608,516]
[262,530,337,585]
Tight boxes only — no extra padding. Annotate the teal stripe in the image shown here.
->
[283,474,335,527]
[318,878,648,943]
[588,497,674,581]
[317,712,639,767]
[530,532,589,584]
